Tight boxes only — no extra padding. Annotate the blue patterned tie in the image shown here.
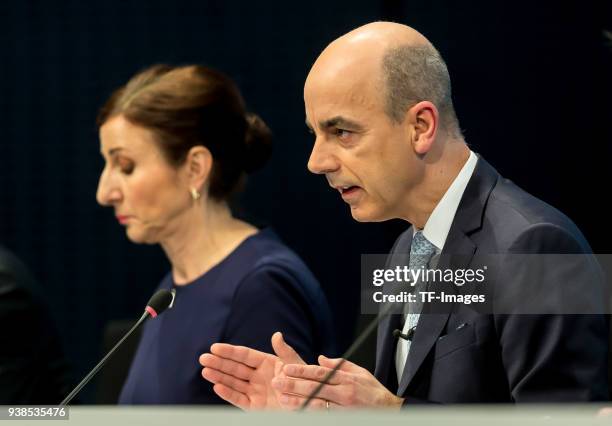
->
[395,231,437,382]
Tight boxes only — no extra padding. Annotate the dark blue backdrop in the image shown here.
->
[0,0,610,402]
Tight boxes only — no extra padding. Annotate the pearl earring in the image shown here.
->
[190,187,201,201]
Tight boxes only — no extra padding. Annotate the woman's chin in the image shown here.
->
[125,227,158,245]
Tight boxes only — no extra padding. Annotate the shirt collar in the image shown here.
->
[414,151,478,251]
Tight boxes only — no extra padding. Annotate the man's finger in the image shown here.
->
[271,332,304,365]
[318,355,362,374]
[210,343,268,369]
[271,377,339,403]
[201,367,250,394]
[200,353,254,381]
[212,383,251,410]
[282,364,344,385]
[274,359,283,377]
[278,393,331,410]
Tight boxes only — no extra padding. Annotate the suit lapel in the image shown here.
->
[396,230,476,394]
[374,231,413,391]
[374,312,401,391]
[395,155,499,396]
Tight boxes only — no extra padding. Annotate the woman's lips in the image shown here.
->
[116,215,130,225]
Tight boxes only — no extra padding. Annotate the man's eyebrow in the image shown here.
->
[320,116,364,131]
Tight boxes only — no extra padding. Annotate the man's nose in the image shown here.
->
[307,139,340,175]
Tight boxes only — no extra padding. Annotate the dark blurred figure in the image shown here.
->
[0,245,71,404]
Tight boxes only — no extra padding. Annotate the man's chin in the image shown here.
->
[349,205,386,223]
[350,205,393,223]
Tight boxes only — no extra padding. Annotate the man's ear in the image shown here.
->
[405,101,439,155]
[184,145,213,193]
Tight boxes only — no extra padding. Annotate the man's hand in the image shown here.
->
[199,332,305,410]
[272,355,404,410]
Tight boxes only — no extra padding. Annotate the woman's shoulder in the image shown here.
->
[236,228,317,284]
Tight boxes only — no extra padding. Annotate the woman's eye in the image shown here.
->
[117,159,134,175]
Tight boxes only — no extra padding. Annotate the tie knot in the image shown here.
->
[410,232,437,257]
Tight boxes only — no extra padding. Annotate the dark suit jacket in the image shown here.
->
[0,246,71,404]
[375,156,609,403]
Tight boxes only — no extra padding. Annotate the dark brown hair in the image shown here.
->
[97,64,272,200]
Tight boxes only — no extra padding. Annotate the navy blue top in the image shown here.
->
[118,228,336,405]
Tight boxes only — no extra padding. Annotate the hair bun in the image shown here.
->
[243,112,273,173]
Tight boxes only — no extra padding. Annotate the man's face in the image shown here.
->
[304,60,422,222]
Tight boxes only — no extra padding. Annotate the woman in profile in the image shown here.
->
[96,64,335,404]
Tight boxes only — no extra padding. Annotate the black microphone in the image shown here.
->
[393,326,416,341]
[60,289,174,406]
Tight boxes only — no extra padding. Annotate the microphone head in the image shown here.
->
[392,329,401,338]
[406,326,416,339]
[145,289,174,318]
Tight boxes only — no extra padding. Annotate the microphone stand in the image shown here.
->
[299,300,398,410]
[60,311,149,406]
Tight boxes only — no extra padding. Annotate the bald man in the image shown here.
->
[199,22,609,408]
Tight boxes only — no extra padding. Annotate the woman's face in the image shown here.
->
[96,115,191,244]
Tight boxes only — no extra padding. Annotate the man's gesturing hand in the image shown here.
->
[272,355,404,410]
[199,332,304,410]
